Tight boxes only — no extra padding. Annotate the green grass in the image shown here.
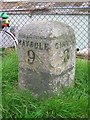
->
[0,49,2,120]
[2,49,88,119]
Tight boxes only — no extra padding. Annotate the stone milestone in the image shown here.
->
[18,21,76,97]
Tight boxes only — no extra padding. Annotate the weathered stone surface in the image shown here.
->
[18,21,76,97]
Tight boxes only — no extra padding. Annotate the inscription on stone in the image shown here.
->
[28,50,35,64]
[18,21,76,97]
[18,39,75,49]
[18,40,50,50]
[18,39,75,65]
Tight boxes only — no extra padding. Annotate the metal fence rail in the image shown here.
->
[0,1,89,58]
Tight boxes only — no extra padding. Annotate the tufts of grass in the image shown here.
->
[2,49,88,119]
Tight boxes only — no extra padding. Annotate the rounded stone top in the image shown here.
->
[19,20,75,39]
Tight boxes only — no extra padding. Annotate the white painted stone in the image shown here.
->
[18,21,76,97]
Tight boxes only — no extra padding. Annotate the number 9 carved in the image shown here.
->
[28,50,35,64]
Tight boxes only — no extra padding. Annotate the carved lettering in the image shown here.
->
[30,41,34,48]
[39,43,43,50]
[55,43,59,49]
[18,39,73,52]
[28,50,35,64]
[22,41,25,47]
[44,43,49,50]
[35,42,39,49]
[26,41,29,46]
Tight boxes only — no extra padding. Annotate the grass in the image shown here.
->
[2,48,89,119]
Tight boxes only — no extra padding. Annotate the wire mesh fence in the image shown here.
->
[0,1,89,59]
[1,1,89,119]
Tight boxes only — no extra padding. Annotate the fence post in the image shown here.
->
[18,21,76,97]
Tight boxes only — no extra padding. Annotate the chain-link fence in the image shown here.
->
[1,2,90,119]
[0,1,89,58]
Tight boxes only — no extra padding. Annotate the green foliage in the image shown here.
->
[2,49,88,119]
